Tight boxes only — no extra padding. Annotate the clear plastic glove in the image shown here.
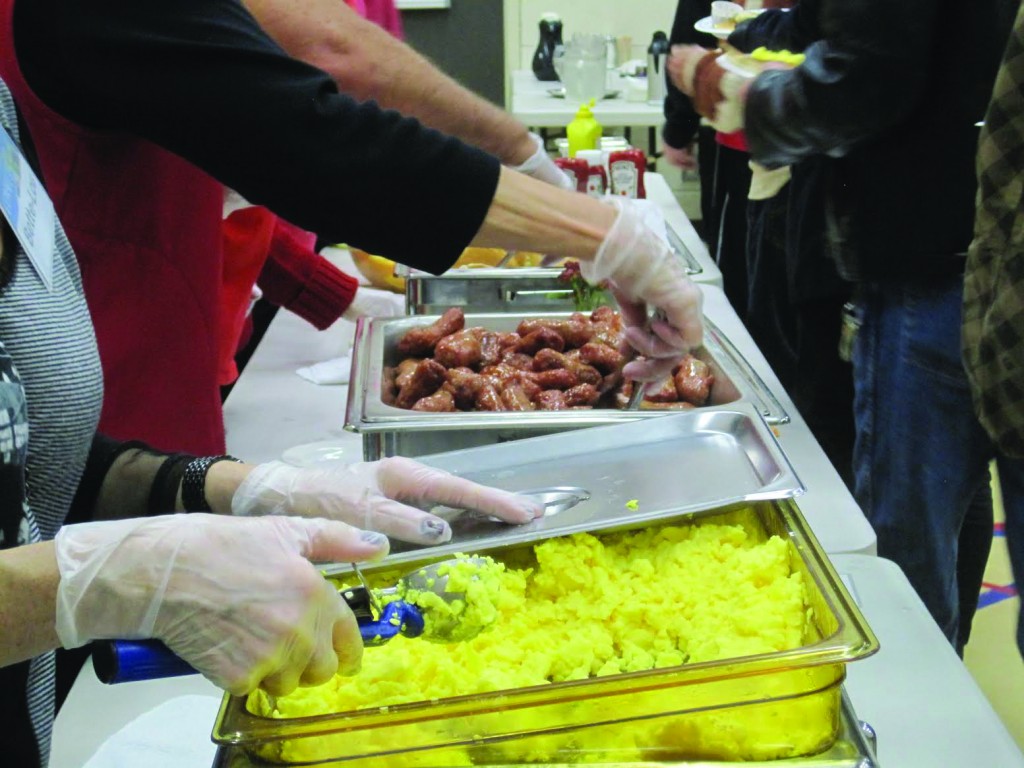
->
[510,132,574,190]
[55,514,389,697]
[580,198,704,381]
[231,457,544,545]
[341,286,406,321]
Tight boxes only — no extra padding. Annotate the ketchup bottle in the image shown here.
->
[576,150,608,198]
[586,164,608,198]
[554,157,590,194]
[608,148,647,199]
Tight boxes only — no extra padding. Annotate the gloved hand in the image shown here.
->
[231,457,544,545]
[580,198,704,381]
[55,514,389,697]
[341,286,406,321]
[510,132,574,191]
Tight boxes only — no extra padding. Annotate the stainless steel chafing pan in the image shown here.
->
[344,311,788,461]
[398,224,705,315]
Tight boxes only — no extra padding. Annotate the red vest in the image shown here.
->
[0,0,228,454]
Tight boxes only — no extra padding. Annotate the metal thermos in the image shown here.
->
[646,30,669,103]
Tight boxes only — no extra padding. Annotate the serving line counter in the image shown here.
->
[49,554,1024,767]
[218,259,870,556]
[48,242,1024,765]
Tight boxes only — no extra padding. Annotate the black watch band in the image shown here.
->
[181,455,241,512]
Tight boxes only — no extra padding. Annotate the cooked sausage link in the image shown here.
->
[516,317,594,348]
[500,351,535,371]
[515,374,543,402]
[535,390,570,410]
[475,382,507,411]
[674,355,714,405]
[411,387,457,412]
[394,357,424,389]
[396,307,465,357]
[532,347,569,372]
[479,331,504,367]
[579,342,625,374]
[514,326,565,356]
[446,367,484,410]
[526,368,578,391]
[434,328,484,369]
[645,376,681,403]
[395,359,448,409]
[381,366,398,406]
[564,383,601,407]
[501,383,536,411]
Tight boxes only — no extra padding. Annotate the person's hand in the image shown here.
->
[661,143,699,171]
[510,132,574,191]
[669,45,754,134]
[55,514,389,697]
[231,457,544,544]
[667,44,712,99]
[341,286,406,321]
[579,198,704,381]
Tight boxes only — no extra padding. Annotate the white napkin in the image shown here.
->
[296,351,352,385]
[83,694,221,768]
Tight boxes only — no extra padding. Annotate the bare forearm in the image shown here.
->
[93,451,256,521]
[243,0,535,165]
[0,542,61,665]
[471,167,616,259]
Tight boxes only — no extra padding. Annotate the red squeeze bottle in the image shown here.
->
[608,148,647,199]
[554,157,590,194]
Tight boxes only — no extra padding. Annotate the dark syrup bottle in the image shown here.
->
[531,13,563,81]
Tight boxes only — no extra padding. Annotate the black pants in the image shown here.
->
[745,176,856,490]
[698,135,752,318]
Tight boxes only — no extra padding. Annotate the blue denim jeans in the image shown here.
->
[853,277,1024,655]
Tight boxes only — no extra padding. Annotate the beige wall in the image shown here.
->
[503,0,678,93]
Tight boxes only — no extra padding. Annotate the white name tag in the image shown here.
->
[0,126,56,291]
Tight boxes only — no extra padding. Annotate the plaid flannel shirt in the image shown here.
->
[963,1,1024,457]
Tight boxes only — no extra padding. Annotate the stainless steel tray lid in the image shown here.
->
[374,402,803,565]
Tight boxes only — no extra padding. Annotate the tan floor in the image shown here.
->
[964,471,1024,750]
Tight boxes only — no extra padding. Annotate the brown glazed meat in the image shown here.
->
[396,307,465,357]
[411,386,457,412]
[395,358,448,409]
[387,308,713,412]
[434,327,485,369]
[674,355,715,405]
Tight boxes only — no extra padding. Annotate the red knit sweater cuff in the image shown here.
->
[289,258,360,330]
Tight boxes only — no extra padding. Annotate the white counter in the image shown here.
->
[646,172,723,290]
[49,554,1024,767]
[510,69,665,129]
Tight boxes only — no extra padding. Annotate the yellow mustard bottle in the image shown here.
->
[566,100,602,158]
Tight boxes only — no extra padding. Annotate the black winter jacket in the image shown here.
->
[731,0,1016,283]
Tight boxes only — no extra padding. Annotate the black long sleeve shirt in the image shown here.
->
[12,0,501,272]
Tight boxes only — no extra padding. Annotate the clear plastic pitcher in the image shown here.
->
[561,34,608,104]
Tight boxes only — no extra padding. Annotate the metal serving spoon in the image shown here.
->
[94,557,496,685]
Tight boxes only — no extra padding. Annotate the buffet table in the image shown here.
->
[509,70,665,129]
[47,184,1023,766]
[218,258,872,556]
[49,554,1024,767]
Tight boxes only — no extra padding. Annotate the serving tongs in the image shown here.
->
[93,557,492,685]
